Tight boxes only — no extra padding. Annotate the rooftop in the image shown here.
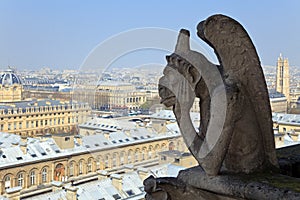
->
[0,111,188,168]
[20,163,184,200]
[273,113,300,125]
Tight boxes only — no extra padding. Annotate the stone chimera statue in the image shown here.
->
[158,14,278,176]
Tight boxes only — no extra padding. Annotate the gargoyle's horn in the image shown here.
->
[175,29,191,55]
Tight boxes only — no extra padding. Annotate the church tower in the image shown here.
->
[276,54,290,101]
[0,68,23,102]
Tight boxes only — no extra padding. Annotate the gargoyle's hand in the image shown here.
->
[174,77,196,112]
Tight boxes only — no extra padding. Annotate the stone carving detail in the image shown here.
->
[158,14,278,176]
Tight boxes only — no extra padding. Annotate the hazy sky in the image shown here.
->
[0,0,299,71]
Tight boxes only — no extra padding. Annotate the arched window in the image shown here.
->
[177,141,182,151]
[120,152,125,165]
[69,162,74,177]
[30,171,36,186]
[87,158,93,172]
[161,143,167,151]
[169,142,175,150]
[42,168,47,183]
[104,155,109,169]
[4,175,11,189]
[148,146,153,159]
[154,144,160,158]
[135,149,140,162]
[112,153,117,167]
[79,160,83,174]
[54,164,65,182]
[142,147,147,160]
[17,173,24,187]
[128,150,132,163]
[96,158,100,170]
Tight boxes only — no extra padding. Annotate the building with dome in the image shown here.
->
[0,69,91,137]
[0,69,23,102]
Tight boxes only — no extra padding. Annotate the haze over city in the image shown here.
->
[0,0,299,70]
[1,1,300,199]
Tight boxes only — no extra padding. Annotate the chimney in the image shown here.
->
[65,185,78,200]
[97,170,109,180]
[51,181,63,192]
[145,124,153,133]
[5,186,22,200]
[137,167,150,180]
[152,120,166,134]
[103,132,110,140]
[20,143,27,154]
[75,135,82,146]
[111,174,123,191]
[124,129,131,136]
[20,136,28,144]
[123,164,134,173]
[11,142,19,147]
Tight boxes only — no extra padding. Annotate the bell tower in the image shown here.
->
[276,54,290,101]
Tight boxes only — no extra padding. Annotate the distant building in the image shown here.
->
[95,81,148,110]
[0,69,23,102]
[0,69,91,136]
[158,150,198,168]
[191,98,200,113]
[276,54,290,101]
[272,113,300,148]
[269,91,288,113]
[0,111,189,198]
[290,88,300,110]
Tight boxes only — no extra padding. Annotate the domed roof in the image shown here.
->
[0,69,22,85]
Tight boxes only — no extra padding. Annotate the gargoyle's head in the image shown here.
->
[158,66,177,107]
[158,53,201,107]
[158,29,202,108]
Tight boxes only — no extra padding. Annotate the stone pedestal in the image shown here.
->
[144,166,300,200]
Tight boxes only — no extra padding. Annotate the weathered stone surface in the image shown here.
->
[146,14,300,200]
[144,175,241,200]
[144,166,300,200]
[277,144,300,177]
[158,14,278,176]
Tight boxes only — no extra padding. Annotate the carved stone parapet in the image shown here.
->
[144,166,300,200]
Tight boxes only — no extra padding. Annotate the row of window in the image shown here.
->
[1,141,181,193]
[0,105,89,116]
[0,116,83,132]
[126,97,146,103]
[4,168,48,189]
[3,117,77,131]
[69,150,158,177]
[3,150,161,190]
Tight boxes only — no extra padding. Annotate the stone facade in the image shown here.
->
[0,135,184,196]
[0,101,90,136]
[95,81,147,110]
[0,69,91,137]
[270,96,288,113]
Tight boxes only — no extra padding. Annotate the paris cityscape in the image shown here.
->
[0,1,300,200]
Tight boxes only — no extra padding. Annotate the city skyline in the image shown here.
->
[0,1,300,70]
